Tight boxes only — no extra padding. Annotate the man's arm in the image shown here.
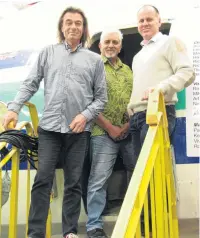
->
[95,114,130,139]
[3,49,46,129]
[81,58,108,121]
[95,113,122,138]
[7,49,46,113]
[157,37,195,95]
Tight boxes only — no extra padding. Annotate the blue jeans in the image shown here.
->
[86,134,134,231]
[129,105,176,161]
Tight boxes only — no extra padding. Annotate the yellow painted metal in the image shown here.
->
[0,147,18,168]
[150,174,156,238]
[167,153,179,238]
[159,126,169,238]
[125,141,159,238]
[24,103,39,169]
[25,161,31,238]
[46,194,53,238]
[111,91,179,238]
[8,148,20,238]
[0,168,2,236]
[0,102,46,238]
[144,193,150,238]
[111,127,158,238]
[24,102,39,137]
[46,209,52,238]
[154,147,165,238]
[0,141,6,150]
[135,219,141,238]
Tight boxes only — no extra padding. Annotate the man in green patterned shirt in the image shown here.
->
[86,29,134,238]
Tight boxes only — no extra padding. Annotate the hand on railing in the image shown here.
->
[141,87,155,101]
[1,102,39,136]
[3,111,18,130]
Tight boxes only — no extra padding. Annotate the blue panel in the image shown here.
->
[1,161,28,170]
[1,160,35,170]
[172,117,200,164]
[0,50,32,69]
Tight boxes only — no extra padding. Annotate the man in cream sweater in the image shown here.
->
[127,4,195,236]
[128,4,195,153]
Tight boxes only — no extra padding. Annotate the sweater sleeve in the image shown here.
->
[157,37,195,95]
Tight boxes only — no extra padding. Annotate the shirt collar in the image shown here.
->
[102,56,123,68]
[140,32,163,46]
[63,41,82,52]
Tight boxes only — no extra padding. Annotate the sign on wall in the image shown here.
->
[170,5,200,157]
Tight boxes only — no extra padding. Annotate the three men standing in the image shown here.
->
[2,4,195,238]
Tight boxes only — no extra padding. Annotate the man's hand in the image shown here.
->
[69,114,87,133]
[120,123,129,136]
[3,111,18,130]
[107,125,123,139]
[141,87,155,101]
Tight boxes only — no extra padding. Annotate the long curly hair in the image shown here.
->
[57,6,90,47]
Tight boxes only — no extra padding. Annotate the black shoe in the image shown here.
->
[87,228,108,238]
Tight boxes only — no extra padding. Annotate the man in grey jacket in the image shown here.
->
[3,7,107,238]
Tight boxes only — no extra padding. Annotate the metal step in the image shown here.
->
[51,219,199,238]
[1,219,199,238]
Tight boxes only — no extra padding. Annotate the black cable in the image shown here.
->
[0,130,38,169]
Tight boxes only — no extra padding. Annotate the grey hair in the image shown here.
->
[100,29,123,43]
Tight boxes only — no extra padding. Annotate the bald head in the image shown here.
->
[137,5,161,41]
[137,5,160,16]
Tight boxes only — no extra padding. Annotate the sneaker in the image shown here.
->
[87,228,108,238]
[65,233,79,238]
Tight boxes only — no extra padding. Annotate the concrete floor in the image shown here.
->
[1,218,199,237]
[50,219,199,238]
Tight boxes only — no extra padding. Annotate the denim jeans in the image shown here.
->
[28,127,90,238]
[129,105,176,232]
[86,134,134,231]
[129,105,176,161]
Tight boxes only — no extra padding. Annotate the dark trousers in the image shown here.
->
[28,127,90,238]
[129,105,176,159]
[129,105,176,233]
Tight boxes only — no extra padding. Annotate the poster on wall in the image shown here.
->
[170,5,200,157]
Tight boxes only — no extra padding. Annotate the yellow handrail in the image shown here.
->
[0,102,51,238]
[111,91,179,238]
[0,121,34,238]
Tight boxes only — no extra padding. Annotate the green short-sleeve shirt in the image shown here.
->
[92,56,133,136]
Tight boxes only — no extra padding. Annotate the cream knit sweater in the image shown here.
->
[128,33,195,114]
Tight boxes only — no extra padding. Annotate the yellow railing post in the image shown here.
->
[0,168,2,236]
[46,208,52,238]
[111,91,179,238]
[154,145,165,237]
[8,148,20,238]
[24,102,39,137]
[25,161,31,238]
[166,148,179,238]
[0,101,44,238]
[150,173,156,238]
[144,193,150,238]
